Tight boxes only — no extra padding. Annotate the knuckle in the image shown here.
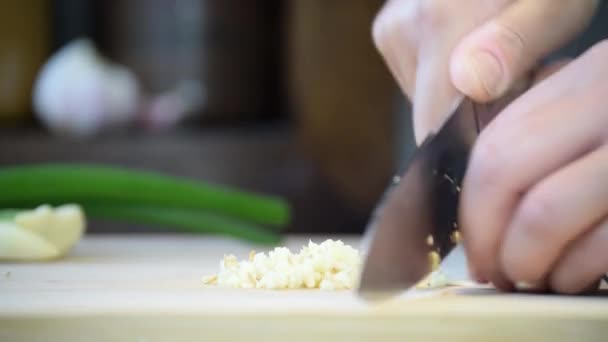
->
[372,0,446,51]
[412,0,449,34]
[514,193,556,240]
[371,8,391,52]
[468,134,508,189]
[589,39,608,58]
[583,40,608,95]
[578,39,608,75]
[596,38,608,50]
[371,2,405,53]
[490,21,525,66]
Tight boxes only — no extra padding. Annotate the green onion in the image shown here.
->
[84,204,282,245]
[0,164,291,228]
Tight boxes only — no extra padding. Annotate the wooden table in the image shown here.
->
[1,235,607,341]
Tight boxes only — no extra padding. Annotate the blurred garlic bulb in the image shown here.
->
[32,39,140,138]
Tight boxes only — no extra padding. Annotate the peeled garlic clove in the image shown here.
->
[0,204,86,261]
[15,204,85,256]
[0,222,59,260]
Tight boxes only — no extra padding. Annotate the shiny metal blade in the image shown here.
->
[358,98,479,299]
[357,77,532,300]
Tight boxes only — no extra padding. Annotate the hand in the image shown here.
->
[460,41,608,294]
[372,0,598,144]
[373,0,604,293]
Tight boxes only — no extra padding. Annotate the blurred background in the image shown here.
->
[1,1,605,235]
[0,0,409,234]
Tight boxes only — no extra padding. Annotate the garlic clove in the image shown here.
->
[0,222,59,260]
[15,204,85,256]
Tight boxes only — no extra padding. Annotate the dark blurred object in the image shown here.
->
[287,0,399,213]
[100,0,281,123]
[52,0,99,50]
[1,0,401,235]
[0,1,51,123]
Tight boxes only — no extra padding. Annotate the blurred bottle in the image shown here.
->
[0,1,51,123]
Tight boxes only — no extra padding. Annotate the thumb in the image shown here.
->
[450,0,599,102]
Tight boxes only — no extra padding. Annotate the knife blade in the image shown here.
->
[357,97,478,299]
[358,81,530,300]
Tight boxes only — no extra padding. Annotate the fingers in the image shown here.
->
[372,0,513,144]
[501,146,608,287]
[550,218,608,294]
[451,0,599,102]
[411,45,463,144]
[372,0,418,95]
[532,59,572,84]
[460,42,608,287]
[410,0,512,144]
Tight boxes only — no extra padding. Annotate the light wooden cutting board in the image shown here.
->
[0,235,607,342]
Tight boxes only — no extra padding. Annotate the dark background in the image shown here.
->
[0,1,605,235]
[0,0,400,234]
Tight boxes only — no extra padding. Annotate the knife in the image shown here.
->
[358,83,530,299]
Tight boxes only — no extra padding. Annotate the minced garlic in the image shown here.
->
[415,269,449,289]
[203,239,361,290]
[451,230,462,244]
[428,250,441,271]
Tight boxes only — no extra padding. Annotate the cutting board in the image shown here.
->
[1,235,607,342]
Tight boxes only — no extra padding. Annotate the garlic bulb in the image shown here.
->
[32,39,140,137]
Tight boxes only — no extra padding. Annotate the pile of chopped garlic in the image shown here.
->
[203,239,362,290]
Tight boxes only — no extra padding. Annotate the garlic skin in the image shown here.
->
[32,39,140,138]
[205,239,362,290]
[0,205,86,261]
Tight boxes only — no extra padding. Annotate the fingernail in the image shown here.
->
[514,281,544,292]
[472,272,489,284]
[453,50,505,99]
[515,281,534,290]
